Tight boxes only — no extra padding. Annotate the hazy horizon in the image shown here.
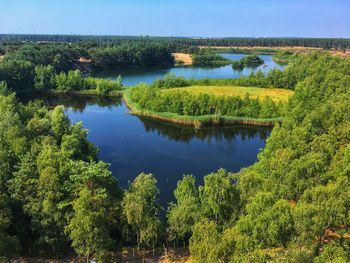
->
[1,0,349,38]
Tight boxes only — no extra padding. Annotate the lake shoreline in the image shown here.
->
[16,89,124,97]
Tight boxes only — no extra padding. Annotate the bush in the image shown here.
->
[152,73,189,89]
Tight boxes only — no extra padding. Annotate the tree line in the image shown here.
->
[1,34,350,49]
[89,42,174,69]
[0,41,176,78]
[0,62,122,95]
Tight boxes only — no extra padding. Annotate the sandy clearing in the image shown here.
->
[331,49,350,58]
[172,53,193,65]
[78,57,92,63]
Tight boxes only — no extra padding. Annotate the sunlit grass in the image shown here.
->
[166,86,294,102]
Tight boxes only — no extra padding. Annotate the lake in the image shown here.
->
[22,94,271,205]
[91,53,285,86]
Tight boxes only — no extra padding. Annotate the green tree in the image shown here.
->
[236,193,294,248]
[0,81,10,96]
[51,106,70,140]
[34,64,56,90]
[122,173,161,249]
[66,160,120,262]
[314,241,350,263]
[65,188,115,263]
[0,59,34,90]
[189,219,220,263]
[0,192,20,259]
[199,169,240,225]
[167,175,201,244]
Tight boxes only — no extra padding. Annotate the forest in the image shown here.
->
[0,40,349,262]
[1,34,350,49]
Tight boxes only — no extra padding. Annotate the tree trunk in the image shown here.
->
[137,231,140,251]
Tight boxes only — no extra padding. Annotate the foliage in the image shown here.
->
[34,65,56,90]
[0,81,10,95]
[192,49,230,65]
[273,50,294,63]
[199,169,240,225]
[90,42,174,69]
[167,175,201,243]
[122,173,162,248]
[231,54,265,70]
[0,94,121,260]
[152,73,189,89]
[189,219,220,263]
[0,59,34,90]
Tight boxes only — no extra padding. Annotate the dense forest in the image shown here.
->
[89,42,174,69]
[1,34,350,49]
[0,49,349,262]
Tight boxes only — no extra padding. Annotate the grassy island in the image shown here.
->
[123,84,289,128]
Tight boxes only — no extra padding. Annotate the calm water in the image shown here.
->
[91,53,285,86]
[22,94,271,205]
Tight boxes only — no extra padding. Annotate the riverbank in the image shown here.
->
[123,89,281,128]
[16,88,124,97]
[272,57,290,64]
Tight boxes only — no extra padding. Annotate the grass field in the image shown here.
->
[166,86,294,102]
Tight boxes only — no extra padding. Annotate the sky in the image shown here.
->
[1,0,349,38]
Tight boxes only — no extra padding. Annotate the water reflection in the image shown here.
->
[140,117,270,143]
[19,93,121,112]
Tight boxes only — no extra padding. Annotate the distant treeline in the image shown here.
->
[0,41,176,70]
[1,34,350,49]
[90,42,174,69]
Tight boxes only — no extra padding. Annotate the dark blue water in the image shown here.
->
[91,53,285,86]
[20,94,270,205]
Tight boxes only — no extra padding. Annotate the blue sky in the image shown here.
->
[1,0,349,37]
